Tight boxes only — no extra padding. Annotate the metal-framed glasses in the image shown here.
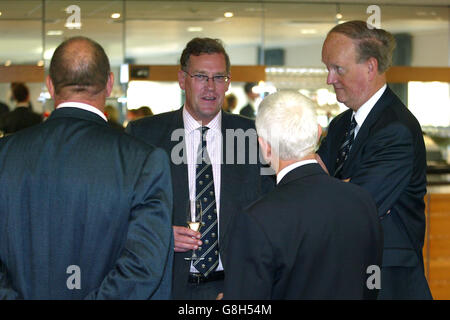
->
[184,71,230,84]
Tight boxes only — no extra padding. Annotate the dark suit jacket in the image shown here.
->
[318,86,432,299]
[223,163,383,299]
[239,103,255,119]
[0,106,173,299]
[0,106,42,134]
[126,108,275,299]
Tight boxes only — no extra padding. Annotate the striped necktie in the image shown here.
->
[193,126,219,276]
[334,116,357,179]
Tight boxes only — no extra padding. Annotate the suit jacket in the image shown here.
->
[0,106,42,134]
[0,106,173,299]
[126,107,275,299]
[318,86,431,299]
[239,103,255,119]
[223,163,383,299]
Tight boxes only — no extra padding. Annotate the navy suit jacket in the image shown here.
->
[0,106,173,299]
[318,86,431,298]
[126,108,275,299]
[224,163,383,299]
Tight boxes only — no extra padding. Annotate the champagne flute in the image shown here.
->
[185,199,204,261]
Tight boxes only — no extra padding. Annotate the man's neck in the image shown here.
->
[276,154,316,175]
[352,77,386,112]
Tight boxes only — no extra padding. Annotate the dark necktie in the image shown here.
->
[193,126,219,276]
[334,116,357,179]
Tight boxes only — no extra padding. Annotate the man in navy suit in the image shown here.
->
[126,37,274,299]
[0,36,173,299]
[318,21,432,299]
[224,91,383,299]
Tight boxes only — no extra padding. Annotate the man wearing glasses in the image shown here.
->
[126,37,274,299]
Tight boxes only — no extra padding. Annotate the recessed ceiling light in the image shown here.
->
[111,13,121,19]
[187,26,203,32]
[301,29,317,35]
[64,22,82,29]
[47,30,63,36]
[224,12,234,18]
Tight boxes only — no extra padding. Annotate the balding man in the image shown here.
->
[0,37,173,299]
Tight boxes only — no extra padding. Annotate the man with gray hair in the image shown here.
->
[223,91,383,299]
[318,20,431,299]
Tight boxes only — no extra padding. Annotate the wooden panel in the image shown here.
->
[425,193,450,300]
[386,66,450,83]
[129,65,266,82]
[0,65,45,83]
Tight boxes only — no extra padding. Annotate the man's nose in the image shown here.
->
[326,71,336,85]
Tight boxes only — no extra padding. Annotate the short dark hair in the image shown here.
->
[328,20,396,73]
[180,37,230,73]
[12,83,29,103]
[49,36,110,97]
[244,82,257,95]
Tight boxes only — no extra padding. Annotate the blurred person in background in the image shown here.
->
[0,83,42,135]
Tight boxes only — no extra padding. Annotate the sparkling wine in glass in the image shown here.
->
[185,199,204,261]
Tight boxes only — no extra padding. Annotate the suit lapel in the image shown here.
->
[343,86,395,171]
[166,108,190,226]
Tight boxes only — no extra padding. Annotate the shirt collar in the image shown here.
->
[277,159,318,185]
[56,102,108,122]
[353,84,386,136]
[182,106,222,134]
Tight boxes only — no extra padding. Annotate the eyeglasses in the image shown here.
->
[184,71,230,84]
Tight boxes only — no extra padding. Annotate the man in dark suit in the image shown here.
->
[239,82,258,119]
[223,91,383,299]
[0,36,173,299]
[0,83,42,135]
[126,37,274,300]
[318,21,432,299]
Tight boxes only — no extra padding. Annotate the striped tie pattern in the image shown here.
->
[193,126,219,276]
[334,116,357,179]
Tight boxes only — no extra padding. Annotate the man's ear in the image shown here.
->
[46,75,55,99]
[106,72,114,97]
[317,124,323,144]
[366,57,379,80]
[258,136,271,163]
[178,70,186,90]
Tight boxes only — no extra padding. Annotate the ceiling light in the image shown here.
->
[47,30,63,36]
[0,11,2,17]
[5,60,11,66]
[224,12,234,18]
[64,22,82,29]
[111,13,121,19]
[37,60,44,67]
[336,13,343,19]
[301,29,317,35]
[187,26,203,32]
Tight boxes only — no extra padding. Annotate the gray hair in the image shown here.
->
[256,91,318,161]
[328,20,396,73]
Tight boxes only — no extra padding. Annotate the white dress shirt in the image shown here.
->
[353,84,387,137]
[277,159,318,185]
[183,107,224,272]
[56,102,107,122]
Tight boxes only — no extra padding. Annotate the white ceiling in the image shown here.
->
[0,0,448,66]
